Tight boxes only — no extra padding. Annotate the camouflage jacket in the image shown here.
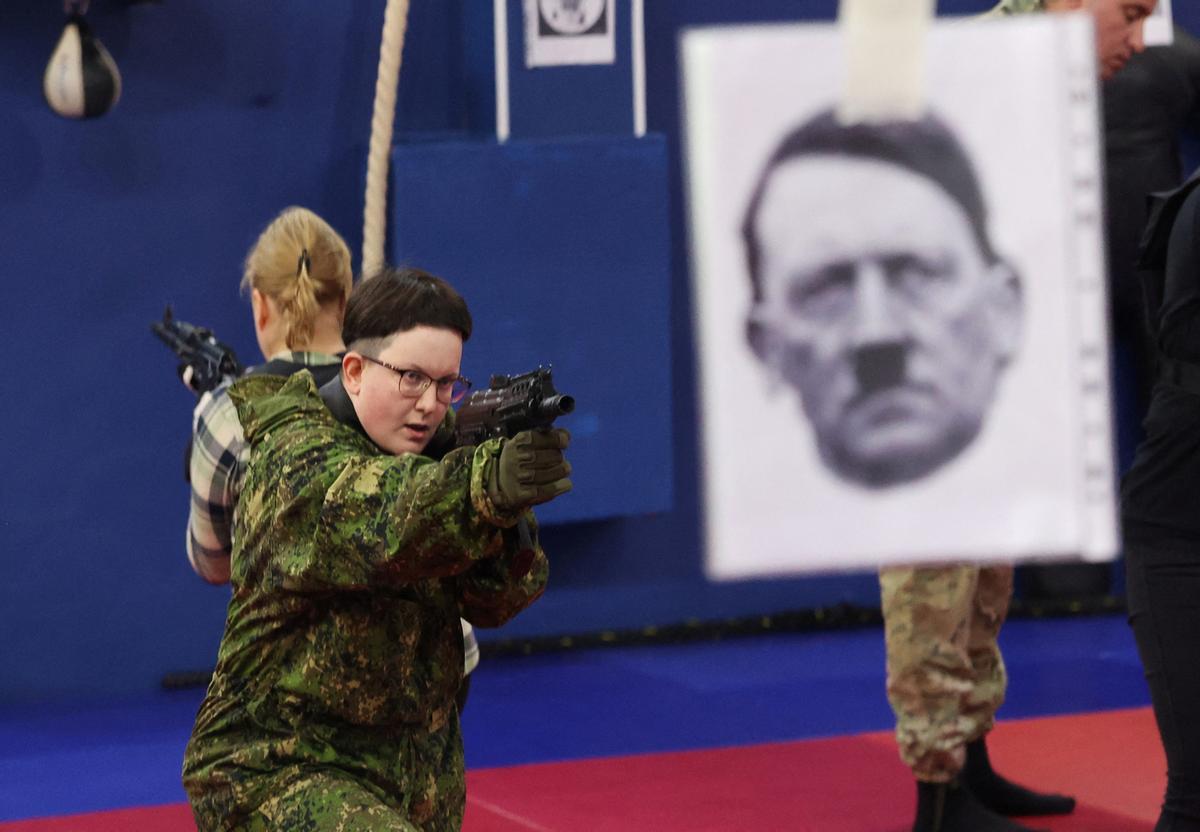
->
[182,372,549,831]
[980,0,1045,16]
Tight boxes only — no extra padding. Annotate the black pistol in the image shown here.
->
[454,367,574,569]
[151,306,244,395]
[454,366,575,446]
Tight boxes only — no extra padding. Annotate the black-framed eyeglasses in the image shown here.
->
[360,355,472,404]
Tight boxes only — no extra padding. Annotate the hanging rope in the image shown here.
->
[362,0,412,279]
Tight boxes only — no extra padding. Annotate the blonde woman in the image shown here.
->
[187,207,353,584]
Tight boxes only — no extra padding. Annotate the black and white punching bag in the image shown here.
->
[44,13,122,119]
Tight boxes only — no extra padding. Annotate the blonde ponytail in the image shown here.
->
[241,207,353,350]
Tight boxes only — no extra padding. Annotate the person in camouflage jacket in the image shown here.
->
[182,267,570,831]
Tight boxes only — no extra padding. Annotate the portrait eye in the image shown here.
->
[786,264,854,318]
[886,254,954,295]
[401,370,427,387]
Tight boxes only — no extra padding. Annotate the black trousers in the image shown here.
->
[1126,537,1200,832]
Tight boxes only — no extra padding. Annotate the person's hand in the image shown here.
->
[489,429,572,512]
[179,364,199,393]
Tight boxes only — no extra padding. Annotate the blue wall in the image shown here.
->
[1,0,404,704]
[3,0,1196,703]
[388,136,676,524]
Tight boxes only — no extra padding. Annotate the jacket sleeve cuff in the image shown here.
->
[470,438,523,528]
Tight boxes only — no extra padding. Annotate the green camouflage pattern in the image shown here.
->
[979,0,1045,16]
[240,771,425,831]
[879,564,1012,782]
[182,372,548,831]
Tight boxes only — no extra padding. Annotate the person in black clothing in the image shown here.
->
[1026,26,1200,604]
[1122,170,1200,832]
[1104,24,1200,441]
[1105,25,1200,435]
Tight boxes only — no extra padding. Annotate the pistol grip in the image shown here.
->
[510,517,537,579]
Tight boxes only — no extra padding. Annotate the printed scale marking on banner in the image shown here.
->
[1060,17,1119,559]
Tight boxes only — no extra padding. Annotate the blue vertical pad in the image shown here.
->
[504,0,637,138]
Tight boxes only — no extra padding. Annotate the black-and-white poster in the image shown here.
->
[524,0,615,68]
[683,16,1117,579]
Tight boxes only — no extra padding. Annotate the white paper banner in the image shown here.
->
[682,16,1116,578]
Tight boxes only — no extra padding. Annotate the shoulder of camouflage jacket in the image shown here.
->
[226,371,329,444]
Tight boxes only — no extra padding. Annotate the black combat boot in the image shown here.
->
[963,737,1076,817]
[913,780,1045,832]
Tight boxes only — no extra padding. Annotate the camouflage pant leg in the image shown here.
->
[237,772,419,832]
[966,564,1013,719]
[879,564,1013,782]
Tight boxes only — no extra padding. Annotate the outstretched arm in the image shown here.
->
[456,513,550,627]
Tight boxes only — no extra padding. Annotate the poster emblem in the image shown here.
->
[525,0,615,67]
[538,0,607,36]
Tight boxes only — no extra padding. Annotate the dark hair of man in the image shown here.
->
[741,109,998,303]
[342,265,473,351]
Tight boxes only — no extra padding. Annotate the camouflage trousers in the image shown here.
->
[879,564,1013,782]
[234,773,426,832]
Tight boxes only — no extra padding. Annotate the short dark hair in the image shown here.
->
[741,109,996,303]
[342,265,473,348]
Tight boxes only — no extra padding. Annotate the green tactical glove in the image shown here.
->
[489,428,572,512]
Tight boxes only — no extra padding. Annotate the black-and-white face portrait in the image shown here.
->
[683,17,1118,577]
[741,114,1023,489]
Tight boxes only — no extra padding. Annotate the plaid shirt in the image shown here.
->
[187,351,342,584]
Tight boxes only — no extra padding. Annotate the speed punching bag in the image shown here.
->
[44,14,122,119]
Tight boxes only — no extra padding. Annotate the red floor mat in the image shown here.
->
[463,708,1166,832]
[0,707,1165,831]
[0,804,194,832]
